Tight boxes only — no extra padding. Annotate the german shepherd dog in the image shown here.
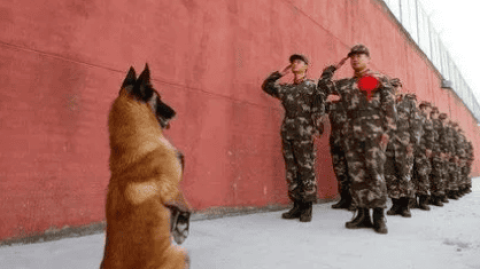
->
[100,65,192,269]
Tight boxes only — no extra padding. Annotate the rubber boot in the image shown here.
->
[387,198,401,216]
[418,195,431,211]
[399,197,412,218]
[346,207,371,229]
[432,195,444,207]
[299,202,312,222]
[331,189,351,209]
[282,201,302,219]
[373,208,388,234]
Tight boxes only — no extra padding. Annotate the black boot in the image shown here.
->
[387,198,401,216]
[399,197,412,218]
[448,190,458,200]
[299,202,312,222]
[282,201,302,219]
[432,195,444,207]
[409,196,419,209]
[418,195,431,211]
[331,190,351,209]
[346,207,372,229]
[347,204,356,212]
[442,194,449,203]
[373,208,388,234]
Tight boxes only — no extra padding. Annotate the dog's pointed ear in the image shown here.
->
[132,64,153,101]
[122,67,136,93]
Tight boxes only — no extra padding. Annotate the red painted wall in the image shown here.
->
[1,0,479,242]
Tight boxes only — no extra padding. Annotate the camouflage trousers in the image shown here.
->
[466,161,473,188]
[282,138,317,202]
[446,159,459,191]
[329,134,350,193]
[430,155,445,196]
[385,141,414,199]
[345,136,388,209]
[458,160,468,189]
[412,151,431,196]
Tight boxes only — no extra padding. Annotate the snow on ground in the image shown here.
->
[1,179,479,269]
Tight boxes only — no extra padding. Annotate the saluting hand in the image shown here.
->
[280,64,292,76]
[334,56,349,70]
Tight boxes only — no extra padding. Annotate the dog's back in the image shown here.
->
[101,65,190,269]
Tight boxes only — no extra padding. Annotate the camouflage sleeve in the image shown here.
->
[379,77,396,139]
[440,127,450,153]
[449,129,457,155]
[409,98,421,146]
[261,71,284,99]
[317,65,337,95]
[457,135,466,158]
[424,120,435,151]
[311,83,326,135]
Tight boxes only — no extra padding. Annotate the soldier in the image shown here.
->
[455,126,467,198]
[320,44,396,234]
[437,113,450,205]
[430,107,445,206]
[318,59,354,211]
[465,140,474,194]
[262,54,325,222]
[385,79,417,217]
[446,122,461,200]
[412,101,434,210]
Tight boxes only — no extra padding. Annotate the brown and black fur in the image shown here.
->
[100,65,191,269]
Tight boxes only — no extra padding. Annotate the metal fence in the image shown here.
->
[383,0,480,122]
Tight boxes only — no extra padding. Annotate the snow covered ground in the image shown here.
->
[1,179,479,269]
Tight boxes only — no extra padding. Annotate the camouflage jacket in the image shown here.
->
[456,131,466,159]
[318,66,396,141]
[466,141,475,161]
[438,121,450,154]
[395,93,420,147]
[446,125,457,158]
[317,66,349,137]
[262,71,325,140]
[432,118,442,154]
[422,115,435,152]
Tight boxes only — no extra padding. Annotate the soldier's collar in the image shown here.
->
[353,69,371,78]
[293,77,306,85]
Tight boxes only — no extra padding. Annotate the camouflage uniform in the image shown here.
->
[412,107,433,197]
[320,67,395,209]
[385,93,418,199]
[318,67,351,207]
[262,71,325,203]
[430,114,445,198]
[466,141,474,191]
[455,128,467,194]
[444,122,458,194]
[436,114,450,204]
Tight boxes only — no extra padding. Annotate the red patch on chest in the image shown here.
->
[358,76,379,101]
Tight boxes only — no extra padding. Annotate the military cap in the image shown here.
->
[390,78,402,88]
[289,54,309,65]
[432,106,439,113]
[452,122,459,127]
[419,101,432,108]
[439,113,448,120]
[348,44,370,57]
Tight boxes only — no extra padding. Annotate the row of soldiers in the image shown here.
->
[262,44,475,234]
[331,78,475,218]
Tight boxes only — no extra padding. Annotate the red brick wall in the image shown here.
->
[1,0,479,241]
